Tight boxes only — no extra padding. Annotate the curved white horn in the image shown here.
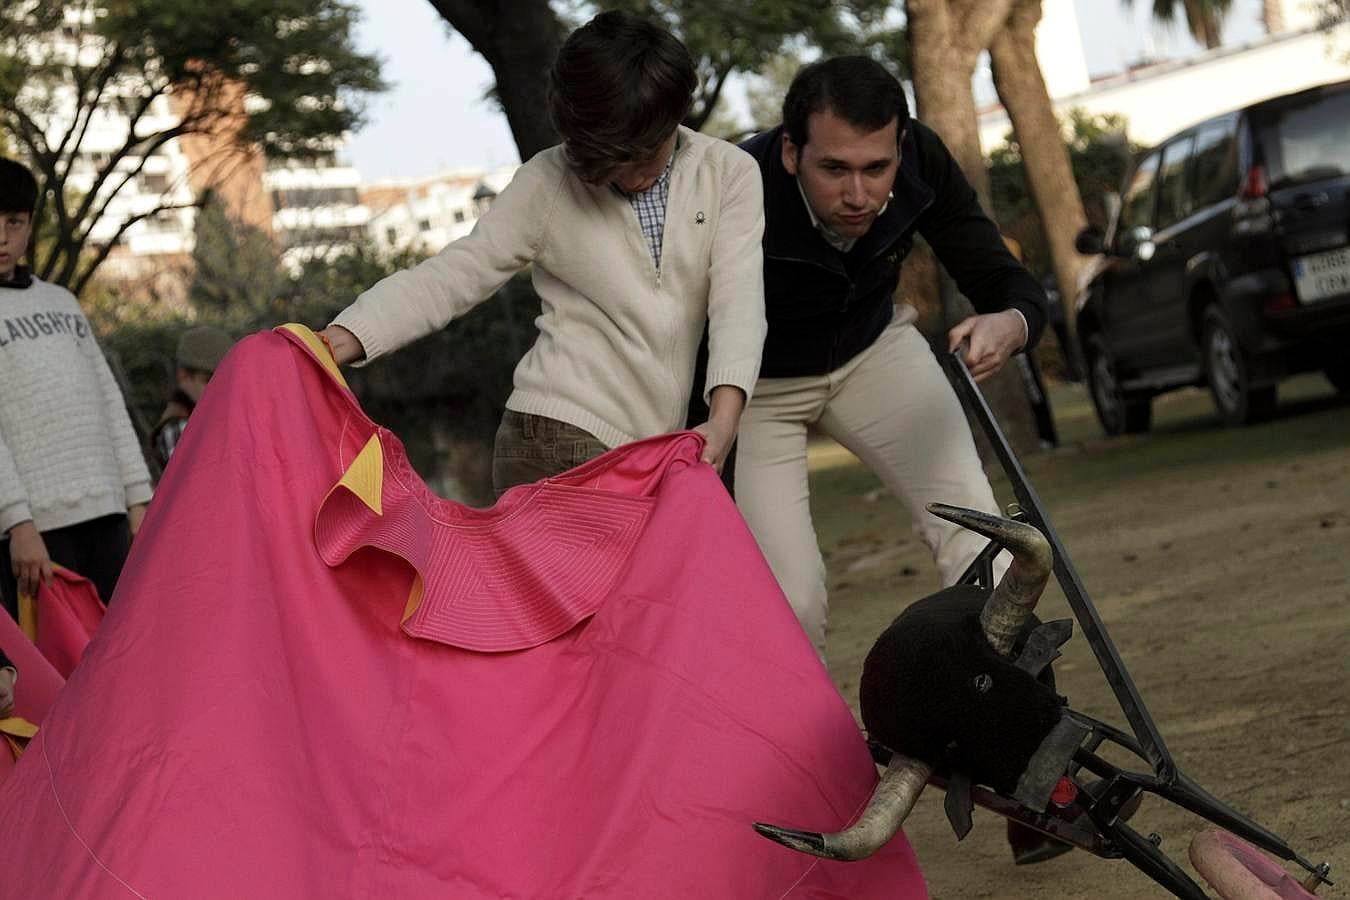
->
[927,504,1052,656]
[753,753,933,861]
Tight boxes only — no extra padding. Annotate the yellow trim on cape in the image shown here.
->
[18,563,74,639]
[17,592,35,641]
[1,716,38,761]
[276,323,349,389]
[0,717,38,739]
[402,573,425,623]
[338,434,385,516]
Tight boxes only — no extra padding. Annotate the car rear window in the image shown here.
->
[1259,87,1350,187]
[1190,120,1238,209]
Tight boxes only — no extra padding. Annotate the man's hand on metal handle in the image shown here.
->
[947,309,1027,383]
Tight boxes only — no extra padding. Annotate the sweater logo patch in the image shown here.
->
[694,211,706,225]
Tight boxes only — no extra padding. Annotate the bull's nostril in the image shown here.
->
[973,674,993,693]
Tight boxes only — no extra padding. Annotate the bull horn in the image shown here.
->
[753,753,934,861]
[752,506,1051,862]
[927,503,1053,656]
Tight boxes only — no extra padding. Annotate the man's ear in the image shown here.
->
[781,133,800,176]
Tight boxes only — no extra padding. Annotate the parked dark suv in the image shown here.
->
[1074,79,1350,433]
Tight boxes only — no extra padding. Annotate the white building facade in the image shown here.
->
[266,151,371,271]
[364,166,518,258]
[979,5,1350,154]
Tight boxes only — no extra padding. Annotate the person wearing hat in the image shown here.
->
[152,325,235,468]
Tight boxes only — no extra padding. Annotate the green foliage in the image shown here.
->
[1121,0,1234,48]
[188,191,287,322]
[93,229,540,497]
[591,0,902,129]
[1320,0,1350,43]
[0,0,384,293]
[988,109,1136,276]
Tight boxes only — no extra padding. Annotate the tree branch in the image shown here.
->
[56,42,128,181]
[688,62,732,132]
[68,77,171,230]
[59,123,188,286]
[425,0,496,56]
[70,200,200,298]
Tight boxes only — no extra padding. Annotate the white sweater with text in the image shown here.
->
[0,276,153,535]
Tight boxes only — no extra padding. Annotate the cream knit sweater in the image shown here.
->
[0,277,153,534]
[332,127,767,448]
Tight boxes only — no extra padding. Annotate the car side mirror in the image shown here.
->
[1129,226,1156,263]
[1116,225,1155,262]
[1075,226,1106,255]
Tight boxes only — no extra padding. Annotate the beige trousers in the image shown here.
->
[734,307,1007,656]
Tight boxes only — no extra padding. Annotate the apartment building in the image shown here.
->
[364,165,518,257]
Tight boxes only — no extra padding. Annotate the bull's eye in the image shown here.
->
[973,674,993,694]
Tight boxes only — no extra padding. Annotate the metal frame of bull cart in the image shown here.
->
[884,350,1335,899]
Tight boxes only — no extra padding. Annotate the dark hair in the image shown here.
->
[548,10,697,184]
[783,56,910,150]
[0,157,38,215]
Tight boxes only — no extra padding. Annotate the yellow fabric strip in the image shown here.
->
[17,593,36,641]
[402,573,425,623]
[1,716,38,761]
[0,717,38,739]
[276,323,350,389]
[337,434,384,516]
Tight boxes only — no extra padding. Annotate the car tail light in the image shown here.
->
[1263,291,1296,313]
[1240,164,1268,200]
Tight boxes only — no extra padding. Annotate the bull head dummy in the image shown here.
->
[755,503,1070,861]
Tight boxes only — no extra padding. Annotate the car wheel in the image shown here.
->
[1085,335,1151,435]
[1202,308,1275,425]
[1323,360,1350,395]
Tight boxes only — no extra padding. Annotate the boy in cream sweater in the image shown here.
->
[321,11,766,494]
[0,158,152,615]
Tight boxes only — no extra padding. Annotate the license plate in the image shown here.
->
[1292,246,1350,304]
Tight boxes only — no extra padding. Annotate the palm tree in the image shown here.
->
[1126,0,1235,49]
[905,0,1044,456]
[1262,0,1286,32]
[989,0,1090,350]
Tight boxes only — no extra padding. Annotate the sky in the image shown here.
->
[345,0,1270,183]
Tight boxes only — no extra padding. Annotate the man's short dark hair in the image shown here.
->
[0,157,38,216]
[548,10,697,184]
[783,56,910,150]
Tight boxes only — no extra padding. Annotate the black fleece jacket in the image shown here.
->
[741,121,1048,377]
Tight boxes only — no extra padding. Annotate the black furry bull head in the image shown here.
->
[755,504,1060,861]
[860,584,1065,797]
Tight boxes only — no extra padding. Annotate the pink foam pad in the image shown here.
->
[1190,829,1318,900]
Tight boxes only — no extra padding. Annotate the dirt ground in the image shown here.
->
[812,381,1350,898]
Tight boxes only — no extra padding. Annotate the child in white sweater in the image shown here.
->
[0,157,152,615]
[321,11,766,496]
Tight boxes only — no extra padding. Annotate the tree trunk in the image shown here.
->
[425,0,563,159]
[1262,0,1286,33]
[904,0,1041,459]
[906,3,993,210]
[990,0,1088,359]
[1182,0,1224,48]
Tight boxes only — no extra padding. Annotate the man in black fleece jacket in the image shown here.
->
[734,56,1049,659]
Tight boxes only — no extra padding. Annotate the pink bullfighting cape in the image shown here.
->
[0,326,925,899]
